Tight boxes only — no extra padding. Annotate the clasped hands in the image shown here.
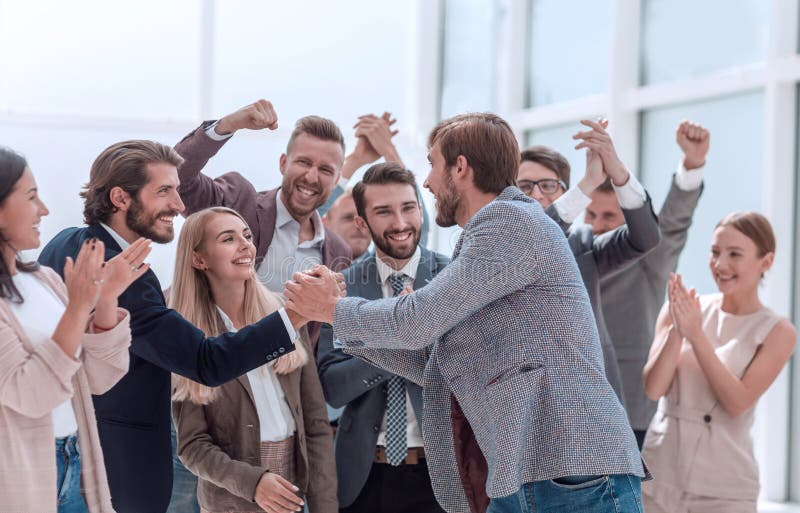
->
[283,265,347,326]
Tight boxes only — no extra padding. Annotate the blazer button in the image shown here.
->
[279,347,285,354]
[273,351,279,357]
[373,425,379,432]
[703,414,712,423]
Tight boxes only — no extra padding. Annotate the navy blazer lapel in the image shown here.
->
[88,223,122,255]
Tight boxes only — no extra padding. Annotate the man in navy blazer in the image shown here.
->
[38,140,306,513]
[286,114,645,513]
[317,163,449,513]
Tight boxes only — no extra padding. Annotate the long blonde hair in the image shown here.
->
[169,207,308,405]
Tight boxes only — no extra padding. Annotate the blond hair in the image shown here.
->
[169,207,308,404]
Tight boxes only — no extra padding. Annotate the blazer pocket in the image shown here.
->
[485,361,544,389]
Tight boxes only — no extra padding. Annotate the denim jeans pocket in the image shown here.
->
[549,475,608,490]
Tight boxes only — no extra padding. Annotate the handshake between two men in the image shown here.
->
[283,265,348,327]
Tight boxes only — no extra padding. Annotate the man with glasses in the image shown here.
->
[516,119,661,403]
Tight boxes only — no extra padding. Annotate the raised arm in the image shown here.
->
[175,100,278,217]
[643,120,709,277]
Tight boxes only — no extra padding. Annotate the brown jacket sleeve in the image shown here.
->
[298,339,338,513]
[173,123,261,232]
[173,398,267,503]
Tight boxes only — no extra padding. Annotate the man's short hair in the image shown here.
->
[352,162,420,220]
[428,113,519,194]
[81,140,183,225]
[596,177,615,193]
[286,115,345,155]
[520,146,571,188]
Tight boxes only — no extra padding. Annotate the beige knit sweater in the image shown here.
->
[0,266,131,513]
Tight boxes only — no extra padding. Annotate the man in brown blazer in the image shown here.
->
[174,100,353,351]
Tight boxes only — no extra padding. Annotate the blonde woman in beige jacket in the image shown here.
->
[0,147,151,513]
[170,207,337,513]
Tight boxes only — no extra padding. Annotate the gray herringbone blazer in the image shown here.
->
[600,177,703,431]
[335,187,644,513]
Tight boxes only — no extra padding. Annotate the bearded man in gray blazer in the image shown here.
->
[285,113,646,513]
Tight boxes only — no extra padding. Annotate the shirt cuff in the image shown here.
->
[553,186,592,224]
[277,308,300,343]
[613,173,647,210]
[674,159,704,191]
[205,121,234,141]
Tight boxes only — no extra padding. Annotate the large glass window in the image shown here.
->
[641,0,769,85]
[527,0,613,107]
[526,120,601,186]
[640,92,764,295]
[213,0,412,126]
[440,0,507,118]
[0,0,202,119]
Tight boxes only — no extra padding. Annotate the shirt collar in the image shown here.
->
[376,246,421,286]
[275,189,326,247]
[99,222,131,250]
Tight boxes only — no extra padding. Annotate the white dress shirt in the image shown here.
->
[98,223,299,342]
[256,191,326,295]
[374,247,424,449]
[6,272,78,437]
[217,308,296,442]
[553,171,648,224]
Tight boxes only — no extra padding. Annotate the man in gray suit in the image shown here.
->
[596,120,709,448]
[517,120,661,405]
[285,113,645,513]
[318,162,449,513]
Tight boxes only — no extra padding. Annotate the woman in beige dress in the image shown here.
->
[642,211,796,513]
[170,206,337,513]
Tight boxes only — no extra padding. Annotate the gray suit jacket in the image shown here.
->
[333,187,644,513]
[317,248,449,507]
[545,196,661,405]
[600,177,703,430]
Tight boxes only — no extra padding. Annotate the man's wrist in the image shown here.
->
[577,176,598,197]
[382,147,402,163]
[214,117,236,136]
[683,157,706,171]
[608,166,630,186]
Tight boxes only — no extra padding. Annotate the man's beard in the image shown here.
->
[367,223,421,260]
[126,197,176,244]
[282,175,326,218]
[435,170,460,228]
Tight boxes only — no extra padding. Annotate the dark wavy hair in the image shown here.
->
[0,147,40,303]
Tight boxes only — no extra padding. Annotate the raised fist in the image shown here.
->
[676,120,710,171]
[215,99,278,135]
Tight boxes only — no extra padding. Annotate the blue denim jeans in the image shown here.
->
[56,433,89,513]
[487,474,642,513]
[166,421,200,513]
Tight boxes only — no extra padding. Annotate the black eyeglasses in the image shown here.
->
[516,179,566,196]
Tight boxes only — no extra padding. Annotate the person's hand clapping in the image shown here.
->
[63,238,106,314]
[573,118,630,186]
[283,265,345,324]
[668,273,703,343]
